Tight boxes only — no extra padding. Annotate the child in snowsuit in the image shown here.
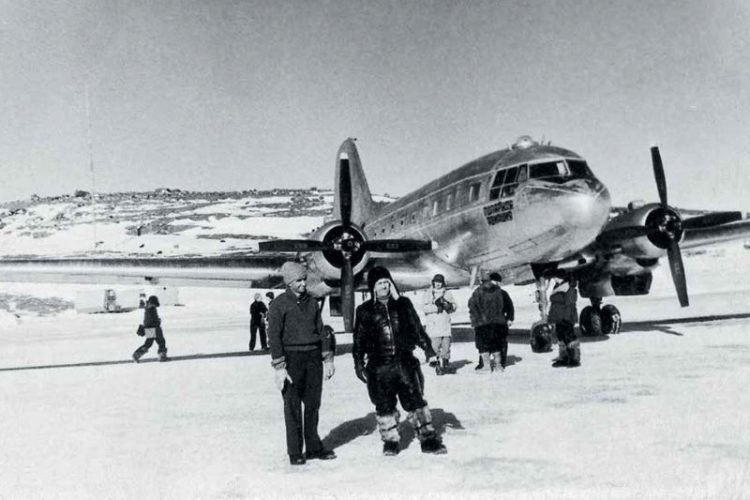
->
[353,266,447,456]
[133,295,168,362]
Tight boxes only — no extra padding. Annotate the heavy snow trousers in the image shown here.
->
[134,327,167,357]
[430,336,451,361]
[281,349,324,458]
[366,355,427,416]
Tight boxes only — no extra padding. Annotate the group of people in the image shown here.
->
[132,260,581,465]
[249,291,275,351]
[267,261,583,466]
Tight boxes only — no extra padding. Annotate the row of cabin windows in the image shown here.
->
[375,181,483,234]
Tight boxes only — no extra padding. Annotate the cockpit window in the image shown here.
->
[530,161,565,179]
[567,159,590,178]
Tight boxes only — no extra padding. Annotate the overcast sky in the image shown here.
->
[1,0,748,210]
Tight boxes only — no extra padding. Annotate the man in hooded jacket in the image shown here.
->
[468,272,514,373]
[353,266,447,456]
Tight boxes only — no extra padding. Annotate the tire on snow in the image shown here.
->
[600,304,622,335]
[579,306,602,337]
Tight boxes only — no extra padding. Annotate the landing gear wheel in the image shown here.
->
[601,304,622,335]
[530,321,554,353]
[579,306,602,337]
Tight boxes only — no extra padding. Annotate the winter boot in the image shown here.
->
[552,342,568,367]
[420,436,447,455]
[491,352,503,373]
[382,441,400,456]
[132,348,146,363]
[568,341,581,367]
[474,355,484,371]
[158,348,169,362]
[476,353,491,374]
[408,405,446,454]
[441,358,450,374]
[376,411,401,446]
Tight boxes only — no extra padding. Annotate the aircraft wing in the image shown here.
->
[0,255,290,289]
[680,219,750,249]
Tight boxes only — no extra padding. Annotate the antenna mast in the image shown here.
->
[85,83,97,248]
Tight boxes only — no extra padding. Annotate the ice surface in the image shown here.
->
[0,193,749,498]
[0,242,748,499]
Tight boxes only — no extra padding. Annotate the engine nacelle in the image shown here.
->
[603,203,685,259]
[305,220,370,282]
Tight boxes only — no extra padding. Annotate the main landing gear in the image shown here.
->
[579,297,622,336]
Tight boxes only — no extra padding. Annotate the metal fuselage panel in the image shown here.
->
[364,144,611,286]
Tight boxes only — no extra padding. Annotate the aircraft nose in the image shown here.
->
[562,178,611,231]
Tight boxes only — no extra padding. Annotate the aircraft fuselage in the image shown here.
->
[363,137,612,287]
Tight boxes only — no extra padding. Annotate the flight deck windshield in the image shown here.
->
[528,159,591,182]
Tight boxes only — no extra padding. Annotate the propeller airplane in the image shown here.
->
[0,136,748,343]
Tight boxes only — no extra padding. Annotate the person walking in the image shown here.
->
[353,266,447,456]
[132,295,168,362]
[548,277,580,367]
[421,273,457,375]
[267,262,336,465]
[249,293,268,351]
[468,272,514,373]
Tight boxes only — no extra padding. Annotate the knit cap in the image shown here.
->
[281,262,307,285]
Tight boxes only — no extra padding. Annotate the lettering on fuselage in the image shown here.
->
[483,200,514,225]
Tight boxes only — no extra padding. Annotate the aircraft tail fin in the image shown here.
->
[333,138,375,226]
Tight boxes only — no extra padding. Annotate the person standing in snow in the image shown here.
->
[353,266,447,456]
[249,293,268,351]
[548,277,580,367]
[468,272,514,373]
[267,262,336,465]
[421,273,457,375]
[132,295,168,362]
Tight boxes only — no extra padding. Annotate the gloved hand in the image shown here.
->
[434,298,445,313]
[324,359,335,380]
[274,367,292,391]
[427,355,438,367]
[354,361,367,384]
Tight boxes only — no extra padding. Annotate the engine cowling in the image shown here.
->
[604,203,684,259]
[306,220,370,282]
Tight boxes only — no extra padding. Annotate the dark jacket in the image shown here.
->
[268,289,332,367]
[143,304,161,328]
[468,282,514,327]
[249,300,268,322]
[353,296,435,367]
[547,282,578,324]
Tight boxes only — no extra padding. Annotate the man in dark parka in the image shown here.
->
[353,266,447,456]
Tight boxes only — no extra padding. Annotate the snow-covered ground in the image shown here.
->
[0,241,749,499]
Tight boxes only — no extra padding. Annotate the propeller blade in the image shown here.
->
[666,238,689,307]
[597,226,650,244]
[340,256,355,332]
[339,157,352,228]
[361,239,433,252]
[651,146,668,206]
[258,240,328,252]
[682,211,743,230]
